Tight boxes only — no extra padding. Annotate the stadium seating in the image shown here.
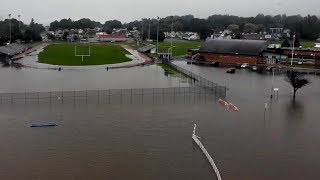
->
[0,43,32,56]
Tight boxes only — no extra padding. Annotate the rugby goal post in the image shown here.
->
[75,45,91,62]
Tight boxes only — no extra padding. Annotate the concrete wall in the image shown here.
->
[98,38,127,42]
[200,52,259,64]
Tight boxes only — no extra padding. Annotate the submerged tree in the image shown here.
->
[285,71,310,99]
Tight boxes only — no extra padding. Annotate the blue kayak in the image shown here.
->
[30,122,58,127]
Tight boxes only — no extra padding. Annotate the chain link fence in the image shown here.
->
[0,86,226,105]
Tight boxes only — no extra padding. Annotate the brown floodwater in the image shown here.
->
[0,63,320,179]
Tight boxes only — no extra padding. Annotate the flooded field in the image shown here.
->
[0,62,320,179]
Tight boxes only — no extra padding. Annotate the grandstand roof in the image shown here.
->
[0,43,31,56]
[199,39,270,56]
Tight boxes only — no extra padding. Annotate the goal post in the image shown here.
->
[75,45,91,62]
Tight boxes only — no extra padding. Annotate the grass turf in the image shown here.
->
[38,43,131,66]
[153,41,202,56]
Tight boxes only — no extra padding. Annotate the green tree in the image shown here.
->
[281,38,291,47]
[103,20,123,34]
[285,71,310,99]
[294,38,301,47]
[47,33,55,40]
[244,23,258,33]
[227,24,239,32]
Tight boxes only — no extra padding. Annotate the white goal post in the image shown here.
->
[75,45,91,62]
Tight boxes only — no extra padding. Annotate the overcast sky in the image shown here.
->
[0,0,319,25]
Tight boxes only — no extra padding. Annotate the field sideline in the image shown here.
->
[38,43,131,66]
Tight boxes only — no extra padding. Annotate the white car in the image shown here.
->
[241,63,249,68]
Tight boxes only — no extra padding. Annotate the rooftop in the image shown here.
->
[199,39,270,56]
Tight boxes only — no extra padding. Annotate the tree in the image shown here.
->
[47,33,55,40]
[62,31,69,40]
[103,20,123,34]
[285,71,310,99]
[227,24,239,32]
[294,38,301,47]
[244,23,258,33]
[281,38,291,47]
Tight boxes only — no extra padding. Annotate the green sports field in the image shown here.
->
[38,43,131,66]
[155,41,203,56]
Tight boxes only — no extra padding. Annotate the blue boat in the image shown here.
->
[30,122,58,127]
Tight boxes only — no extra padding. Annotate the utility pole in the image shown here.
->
[156,17,160,53]
[8,14,12,44]
[148,18,151,40]
[170,16,174,59]
[291,32,295,66]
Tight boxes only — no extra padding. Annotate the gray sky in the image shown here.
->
[0,0,319,25]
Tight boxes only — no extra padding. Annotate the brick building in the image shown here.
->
[197,39,270,65]
[265,47,320,65]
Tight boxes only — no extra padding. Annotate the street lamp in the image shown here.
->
[156,17,160,54]
[18,15,21,32]
[167,46,175,61]
[141,18,144,41]
[148,18,151,40]
[170,16,174,52]
[8,14,12,44]
[291,32,296,66]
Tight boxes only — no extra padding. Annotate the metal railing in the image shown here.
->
[167,62,228,92]
[192,124,222,180]
[0,87,226,105]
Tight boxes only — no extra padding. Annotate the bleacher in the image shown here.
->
[138,44,156,53]
[0,43,31,56]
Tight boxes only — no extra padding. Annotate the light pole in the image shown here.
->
[291,32,295,66]
[148,18,151,40]
[167,46,175,61]
[18,15,21,32]
[156,17,160,53]
[170,16,174,54]
[141,18,144,41]
[8,14,12,44]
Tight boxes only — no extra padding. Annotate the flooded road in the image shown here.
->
[1,63,320,179]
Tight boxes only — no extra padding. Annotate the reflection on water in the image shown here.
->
[286,99,305,121]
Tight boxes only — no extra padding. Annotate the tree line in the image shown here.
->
[49,14,320,41]
[0,18,45,45]
[1,13,320,45]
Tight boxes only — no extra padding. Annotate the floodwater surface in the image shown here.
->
[0,62,320,180]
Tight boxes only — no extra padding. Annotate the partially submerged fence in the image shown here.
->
[0,86,226,105]
[167,62,227,92]
[192,124,222,180]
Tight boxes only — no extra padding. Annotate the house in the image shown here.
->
[97,34,127,42]
[242,33,272,40]
[196,39,270,65]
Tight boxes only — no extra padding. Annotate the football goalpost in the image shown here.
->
[75,44,91,62]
